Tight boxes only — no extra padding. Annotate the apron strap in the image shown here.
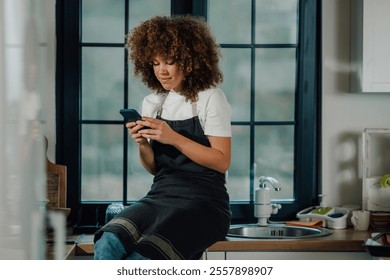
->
[156,93,168,117]
[191,101,197,117]
[156,93,198,117]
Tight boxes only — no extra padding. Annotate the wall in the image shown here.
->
[321,0,390,207]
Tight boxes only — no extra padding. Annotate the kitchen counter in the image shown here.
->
[53,227,373,259]
[208,228,372,252]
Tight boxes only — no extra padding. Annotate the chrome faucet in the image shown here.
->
[254,176,282,226]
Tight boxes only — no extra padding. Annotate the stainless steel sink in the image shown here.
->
[227,224,332,239]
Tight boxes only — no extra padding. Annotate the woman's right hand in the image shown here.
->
[125,121,156,174]
[126,122,148,144]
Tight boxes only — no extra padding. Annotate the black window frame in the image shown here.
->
[56,0,321,233]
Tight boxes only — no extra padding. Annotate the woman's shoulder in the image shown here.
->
[141,92,166,117]
[144,92,165,103]
[198,87,229,103]
[198,88,232,137]
[198,87,230,110]
[197,87,231,120]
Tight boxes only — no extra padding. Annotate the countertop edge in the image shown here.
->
[208,239,366,252]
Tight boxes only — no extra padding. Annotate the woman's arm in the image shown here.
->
[175,134,231,173]
[138,117,231,173]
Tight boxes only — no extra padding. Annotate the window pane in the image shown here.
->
[81,47,124,120]
[228,126,251,201]
[128,0,171,30]
[255,48,296,121]
[81,124,123,201]
[82,0,125,43]
[255,0,298,44]
[208,0,251,44]
[254,125,294,200]
[128,64,154,111]
[126,139,154,201]
[220,48,251,121]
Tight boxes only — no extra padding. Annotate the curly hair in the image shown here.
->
[125,15,223,102]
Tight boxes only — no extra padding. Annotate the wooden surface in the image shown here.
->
[45,137,67,209]
[50,228,374,259]
[208,228,372,252]
[46,159,67,208]
[46,243,77,260]
[47,172,60,208]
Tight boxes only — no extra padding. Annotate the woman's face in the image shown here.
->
[152,54,184,92]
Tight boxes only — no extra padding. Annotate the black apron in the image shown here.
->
[94,99,231,260]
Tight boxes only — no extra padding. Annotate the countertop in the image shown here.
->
[208,228,373,252]
[52,227,373,259]
[44,226,379,259]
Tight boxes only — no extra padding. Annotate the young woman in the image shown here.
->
[94,15,232,260]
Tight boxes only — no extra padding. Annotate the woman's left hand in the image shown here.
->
[136,117,177,145]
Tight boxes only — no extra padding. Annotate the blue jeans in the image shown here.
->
[94,231,150,260]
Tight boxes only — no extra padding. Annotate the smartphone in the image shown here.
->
[119,108,142,123]
[119,108,150,129]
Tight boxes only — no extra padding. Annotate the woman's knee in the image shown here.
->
[94,231,127,260]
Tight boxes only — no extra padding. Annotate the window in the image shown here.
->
[56,0,321,232]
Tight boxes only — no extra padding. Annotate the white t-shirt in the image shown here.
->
[141,87,232,137]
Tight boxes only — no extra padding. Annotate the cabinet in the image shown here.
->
[351,0,390,93]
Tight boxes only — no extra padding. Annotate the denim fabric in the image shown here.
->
[94,231,149,260]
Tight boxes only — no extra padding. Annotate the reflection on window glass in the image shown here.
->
[208,0,251,44]
[254,125,294,200]
[228,126,251,201]
[82,47,124,120]
[81,125,123,201]
[82,0,125,43]
[220,49,251,121]
[255,48,296,121]
[256,0,298,44]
